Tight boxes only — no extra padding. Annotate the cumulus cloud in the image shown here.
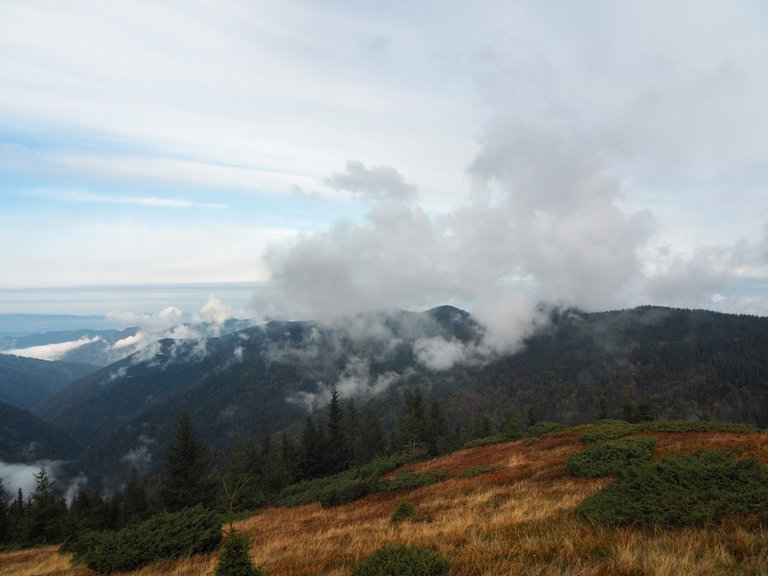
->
[253,129,654,357]
[102,296,249,369]
[197,295,233,325]
[108,306,183,332]
[3,336,101,361]
[323,160,417,202]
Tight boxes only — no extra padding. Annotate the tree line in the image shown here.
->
[0,386,526,550]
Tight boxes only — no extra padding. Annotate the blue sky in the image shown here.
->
[1,0,767,319]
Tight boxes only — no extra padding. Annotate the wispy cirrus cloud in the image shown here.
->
[26,189,228,210]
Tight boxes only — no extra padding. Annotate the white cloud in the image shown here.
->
[253,128,654,353]
[414,337,472,371]
[324,160,417,202]
[198,295,233,325]
[113,332,146,350]
[0,460,65,498]
[3,336,100,361]
[34,189,228,209]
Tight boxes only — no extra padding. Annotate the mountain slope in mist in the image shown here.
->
[40,306,480,482]
[0,400,79,462]
[0,354,96,410]
[34,305,768,488]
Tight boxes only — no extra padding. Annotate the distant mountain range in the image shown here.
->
[1,305,767,491]
[0,318,254,367]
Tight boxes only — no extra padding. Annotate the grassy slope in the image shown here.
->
[3,428,767,576]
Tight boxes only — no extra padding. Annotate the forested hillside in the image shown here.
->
[26,305,768,489]
[0,401,79,462]
[0,355,95,410]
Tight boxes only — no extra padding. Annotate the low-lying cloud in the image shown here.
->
[0,459,65,498]
[3,336,101,361]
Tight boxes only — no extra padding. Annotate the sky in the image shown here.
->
[1,0,767,320]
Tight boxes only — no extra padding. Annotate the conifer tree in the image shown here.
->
[0,479,9,544]
[499,404,523,439]
[356,403,387,464]
[298,415,325,479]
[158,412,216,511]
[260,429,289,493]
[8,488,24,545]
[65,486,113,546]
[425,399,447,456]
[395,388,427,455]
[26,466,66,545]
[222,439,261,511]
[120,468,149,526]
[215,528,263,576]
[325,385,351,474]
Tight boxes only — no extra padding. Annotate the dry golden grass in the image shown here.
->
[2,430,767,576]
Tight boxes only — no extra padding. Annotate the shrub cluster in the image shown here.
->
[352,545,450,576]
[526,422,572,437]
[580,420,757,443]
[461,465,496,479]
[462,435,505,449]
[391,501,417,524]
[277,453,413,508]
[578,450,768,526]
[567,437,656,477]
[319,470,445,508]
[69,505,221,573]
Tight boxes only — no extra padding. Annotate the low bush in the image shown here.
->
[391,501,417,524]
[69,505,221,573]
[579,420,638,443]
[379,470,446,492]
[319,476,375,508]
[578,450,768,526]
[215,529,264,576]
[526,422,571,437]
[463,435,505,449]
[567,437,656,477]
[277,453,413,508]
[352,544,450,576]
[461,465,496,478]
[580,420,758,443]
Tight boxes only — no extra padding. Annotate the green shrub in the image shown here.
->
[639,420,757,434]
[319,476,375,508]
[352,545,450,576]
[379,470,446,492]
[69,505,221,573]
[567,437,656,477]
[461,465,496,478]
[578,451,768,526]
[277,453,414,508]
[526,422,571,437]
[579,420,638,443]
[391,501,417,524]
[462,435,505,448]
[579,420,758,444]
[215,529,264,576]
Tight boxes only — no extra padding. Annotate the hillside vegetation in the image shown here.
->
[30,306,768,488]
[2,424,767,576]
